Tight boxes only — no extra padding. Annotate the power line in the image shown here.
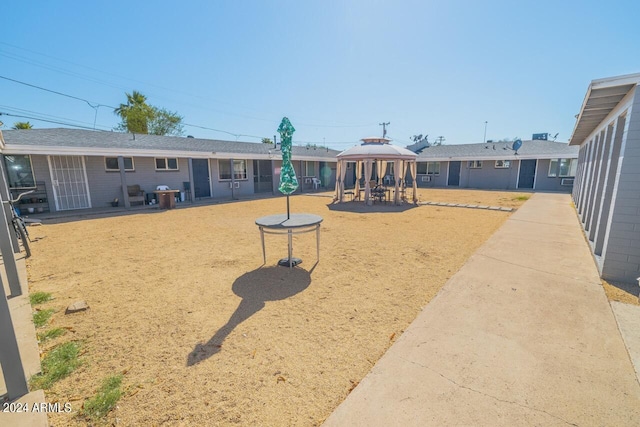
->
[1,43,380,130]
[0,75,114,109]
[0,105,111,130]
[0,73,367,145]
[0,112,109,131]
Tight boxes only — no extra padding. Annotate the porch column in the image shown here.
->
[188,158,195,202]
[118,156,130,208]
[0,157,24,295]
[0,274,28,399]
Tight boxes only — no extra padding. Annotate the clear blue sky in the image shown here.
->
[2,0,639,150]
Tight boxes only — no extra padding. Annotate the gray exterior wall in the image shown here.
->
[600,91,640,283]
[210,158,255,198]
[573,86,640,284]
[415,161,448,187]
[533,159,574,192]
[27,155,192,211]
[412,159,573,192]
[457,160,518,190]
[32,156,337,211]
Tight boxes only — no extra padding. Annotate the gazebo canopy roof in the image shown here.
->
[337,137,417,161]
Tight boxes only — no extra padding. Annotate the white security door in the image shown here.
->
[48,155,92,211]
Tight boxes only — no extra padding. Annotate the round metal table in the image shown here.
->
[255,213,323,268]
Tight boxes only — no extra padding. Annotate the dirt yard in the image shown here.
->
[26,188,529,426]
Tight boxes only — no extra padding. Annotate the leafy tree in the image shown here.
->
[12,121,33,129]
[114,90,154,133]
[148,108,184,136]
[261,138,273,144]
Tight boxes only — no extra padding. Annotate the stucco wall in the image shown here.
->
[534,159,574,192]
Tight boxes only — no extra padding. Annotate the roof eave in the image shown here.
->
[2,144,337,162]
[569,73,640,145]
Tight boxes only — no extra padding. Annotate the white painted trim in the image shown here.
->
[445,161,450,186]
[1,144,337,162]
[572,88,636,147]
[81,156,93,209]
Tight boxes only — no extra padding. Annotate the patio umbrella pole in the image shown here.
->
[286,194,290,220]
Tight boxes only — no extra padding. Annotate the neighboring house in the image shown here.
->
[569,72,640,285]
[0,128,339,213]
[412,139,579,191]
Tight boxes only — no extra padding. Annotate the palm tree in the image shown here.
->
[114,90,155,134]
[12,121,33,129]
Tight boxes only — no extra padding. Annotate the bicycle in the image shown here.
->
[9,190,35,258]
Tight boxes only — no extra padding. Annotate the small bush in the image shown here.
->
[33,309,55,328]
[30,291,52,305]
[513,195,530,201]
[81,375,123,421]
[37,327,67,342]
[30,341,81,390]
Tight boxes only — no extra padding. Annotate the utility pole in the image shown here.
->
[379,122,390,138]
[435,136,445,145]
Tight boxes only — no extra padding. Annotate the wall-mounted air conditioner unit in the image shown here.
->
[561,178,574,186]
[421,175,431,182]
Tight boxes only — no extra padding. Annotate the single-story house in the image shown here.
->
[569,72,640,285]
[0,128,339,213]
[411,139,579,191]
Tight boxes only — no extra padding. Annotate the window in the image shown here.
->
[468,160,483,169]
[427,162,440,175]
[417,162,440,175]
[155,157,179,170]
[304,161,316,176]
[495,160,511,169]
[3,155,36,188]
[219,159,247,180]
[548,158,577,177]
[105,157,134,171]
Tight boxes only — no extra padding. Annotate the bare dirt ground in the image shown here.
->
[26,188,529,426]
[602,280,640,306]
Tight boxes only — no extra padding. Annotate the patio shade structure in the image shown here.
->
[334,137,418,205]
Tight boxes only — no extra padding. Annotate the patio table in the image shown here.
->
[255,213,323,268]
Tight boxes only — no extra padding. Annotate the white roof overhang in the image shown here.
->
[1,144,337,162]
[569,73,640,145]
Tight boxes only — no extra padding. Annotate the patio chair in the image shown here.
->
[312,177,321,190]
[372,185,387,204]
[183,182,192,202]
[127,185,145,206]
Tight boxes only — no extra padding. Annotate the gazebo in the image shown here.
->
[334,137,418,205]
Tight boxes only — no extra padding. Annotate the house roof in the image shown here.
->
[0,128,340,161]
[569,73,640,145]
[417,140,578,161]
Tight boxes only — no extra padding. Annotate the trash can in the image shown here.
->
[158,192,175,209]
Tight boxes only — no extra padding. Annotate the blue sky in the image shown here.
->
[2,1,639,150]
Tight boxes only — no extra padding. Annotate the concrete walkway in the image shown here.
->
[324,193,640,426]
